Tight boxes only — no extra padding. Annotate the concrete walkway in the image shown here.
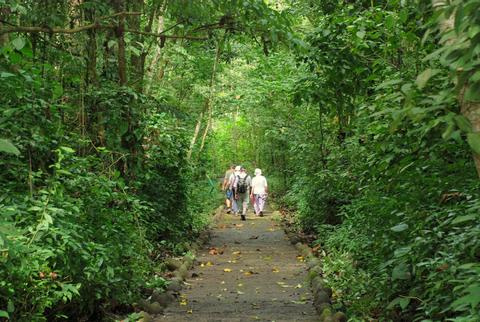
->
[158,208,318,322]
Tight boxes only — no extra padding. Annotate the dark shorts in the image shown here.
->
[226,189,233,199]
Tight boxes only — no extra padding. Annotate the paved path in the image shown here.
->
[158,208,318,322]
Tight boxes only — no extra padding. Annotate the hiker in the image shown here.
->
[222,164,235,213]
[228,165,241,215]
[250,168,268,216]
[234,166,252,221]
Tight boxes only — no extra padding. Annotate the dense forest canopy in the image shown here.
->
[1,0,479,321]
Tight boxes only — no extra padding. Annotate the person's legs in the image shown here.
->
[242,194,248,216]
[232,198,238,214]
[258,194,266,215]
[225,189,232,213]
[253,194,260,215]
[239,193,248,220]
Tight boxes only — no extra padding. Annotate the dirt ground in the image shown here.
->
[158,207,319,322]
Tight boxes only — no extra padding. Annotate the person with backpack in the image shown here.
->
[234,166,252,221]
[250,168,268,216]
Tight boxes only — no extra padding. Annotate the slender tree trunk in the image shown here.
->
[187,112,204,160]
[432,0,480,177]
[198,34,225,155]
[128,0,144,91]
[113,0,127,86]
[145,10,166,94]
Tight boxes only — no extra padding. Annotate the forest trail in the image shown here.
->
[159,207,318,322]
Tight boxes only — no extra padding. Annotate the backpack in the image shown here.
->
[236,175,249,193]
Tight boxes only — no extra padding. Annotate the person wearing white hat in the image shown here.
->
[250,168,268,216]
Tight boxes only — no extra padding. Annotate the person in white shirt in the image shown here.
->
[250,168,268,216]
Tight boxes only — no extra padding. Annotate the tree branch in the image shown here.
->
[0,24,208,40]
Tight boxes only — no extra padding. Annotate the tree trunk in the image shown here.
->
[145,11,166,94]
[198,34,225,155]
[128,0,144,91]
[187,112,203,160]
[432,0,480,177]
[113,0,127,86]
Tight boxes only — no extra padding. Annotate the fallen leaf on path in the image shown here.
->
[187,309,193,314]
[233,223,244,228]
[232,251,242,255]
[206,261,214,266]
[244,270,258,276]
[220,281,225,284]
[249,235,259,239]
[179,299,187,306]
[268,228,276,231]
[295,284,303,288]
[272,268,280,273]
[296,256,304,262]
[276,281,292,288]
[237,283,243,287]
[209,248,218,255]
[223,268,232,272]
[237,290,245,295]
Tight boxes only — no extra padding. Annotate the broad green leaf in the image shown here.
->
[464,82,480,102]
[0,310,9,318]
[451,214,477,225]
[7,300,14,312]
[467,132,480,155]
[12,37,25,50]
[0,139,20,156]
[451,285,480,311]
[416,69,440,89]
[60,146,75,153]
[454,115,472,133]
[394,246,412,257]
[454,4,464,33]
[0,72,15,78]
[391,223,408,232]
[442,123,455,140]
[399,297,410,310]
[356,30,365,39]
[392,263,410,280]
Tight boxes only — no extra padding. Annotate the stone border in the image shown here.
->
[137,205,225,321]
[278,208,346,322]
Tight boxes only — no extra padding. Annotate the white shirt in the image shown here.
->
[251,175,267,194]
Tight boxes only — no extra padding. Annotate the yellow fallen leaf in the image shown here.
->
[237,283,243,287]
[244,271,252,276]
[221,281,225,284]
[272,268,280,273]
[295,284,303,288]
[200,263,205,267]
[223,268,232,272]
[187,309,193,314]
[206,261,214,266]
[237,290,245,295]
[233,251,242,255]
[179,299,187,306]
[296,256,304,261]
